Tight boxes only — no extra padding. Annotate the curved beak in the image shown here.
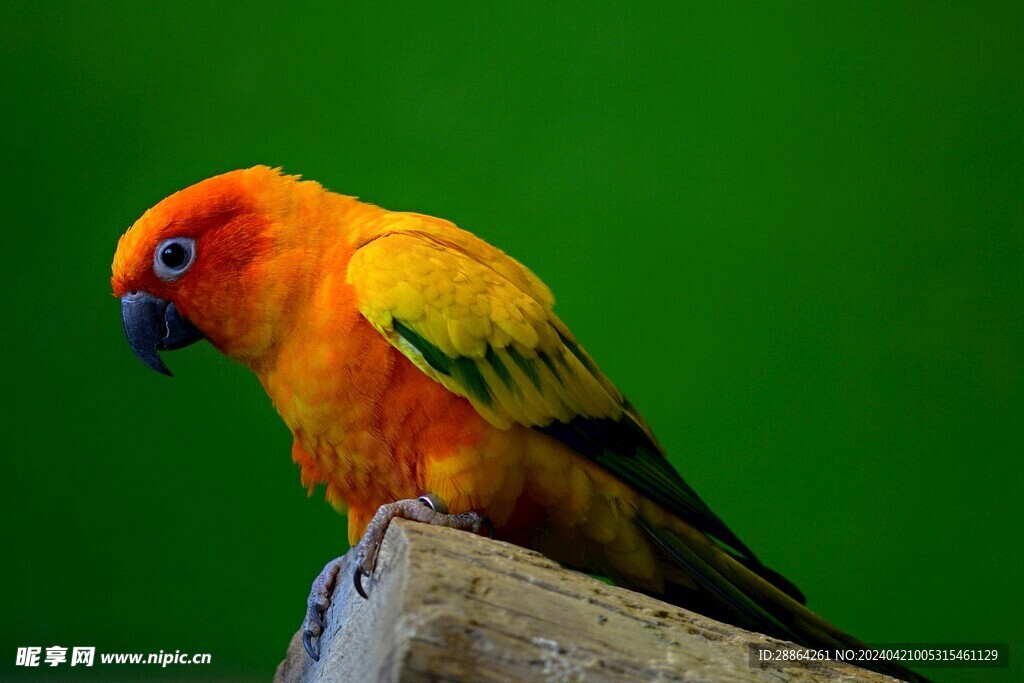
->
[120,291,205,376]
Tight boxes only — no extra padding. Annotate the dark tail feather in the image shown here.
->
[637,516,931,683]
[731,550,807,605]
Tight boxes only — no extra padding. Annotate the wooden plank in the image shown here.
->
[276,520,897,682]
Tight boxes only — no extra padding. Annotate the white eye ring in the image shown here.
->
[153,237,197,282]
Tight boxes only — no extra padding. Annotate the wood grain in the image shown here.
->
[276,520,897,682]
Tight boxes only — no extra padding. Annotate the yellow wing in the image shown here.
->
[346,218,627,431]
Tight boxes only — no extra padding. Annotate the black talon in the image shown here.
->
[353,566,369,599]
[303,631,320,662]
[310,606,324,630]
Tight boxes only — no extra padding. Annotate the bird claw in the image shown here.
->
[310,604,325,630]
[301,495,490,660]
[301,554,346,662]
[353,565,369,599]
[350,494,489,600]
[302,630,320,662]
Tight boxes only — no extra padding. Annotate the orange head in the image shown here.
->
[111,166,353,373]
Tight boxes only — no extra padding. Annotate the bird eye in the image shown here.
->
[153,237,197,281]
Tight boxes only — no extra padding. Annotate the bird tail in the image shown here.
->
[636,516,931,683]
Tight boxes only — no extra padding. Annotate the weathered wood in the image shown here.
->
[276,520,897,682]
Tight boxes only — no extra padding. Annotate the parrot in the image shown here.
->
[111,166,927,682]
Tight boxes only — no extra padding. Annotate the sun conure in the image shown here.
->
[111,166,927,682]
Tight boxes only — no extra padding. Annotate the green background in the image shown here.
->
[2,2,1020,681]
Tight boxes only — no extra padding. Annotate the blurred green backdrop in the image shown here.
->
[1,2,1020,681]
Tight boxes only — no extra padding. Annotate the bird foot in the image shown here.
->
[353,494,486,599]
[301,555,346,662]
[300,495,487,661]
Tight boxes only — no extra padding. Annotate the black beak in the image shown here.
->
[121,291,205,376]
